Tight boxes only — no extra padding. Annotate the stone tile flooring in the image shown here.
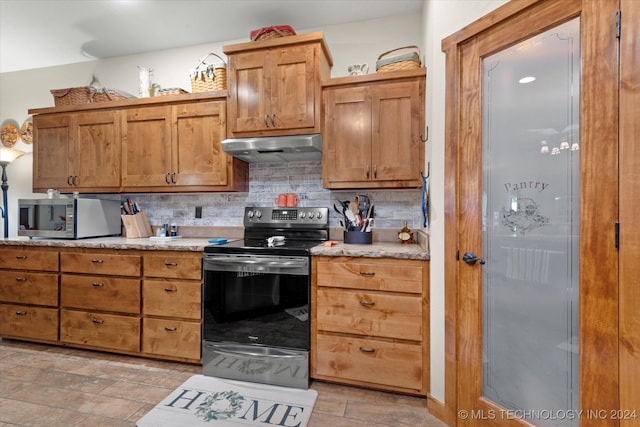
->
[0,340,446,427]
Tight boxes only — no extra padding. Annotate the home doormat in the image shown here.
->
[136,375,318,427]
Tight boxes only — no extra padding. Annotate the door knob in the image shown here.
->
[462,251,485,265]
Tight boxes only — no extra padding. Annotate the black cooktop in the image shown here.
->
[204,207,329,256]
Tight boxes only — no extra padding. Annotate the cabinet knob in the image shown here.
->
[92,282,104,287]
[359,300,375,307]
[91,258,104,264]
[15,255,27,260]
[165,173,171,184]
[15,311,27,316]
[164,327,177,332]
[91,318,104,324]
[359,347,375,353]
[164,262,178,267]
[365,165,370,179]
[270,114,276,127]
[164,287,178,293]
[359,271,375,277]
[264,115,269,127]
[15,277,27,282]
[373,164,377,179]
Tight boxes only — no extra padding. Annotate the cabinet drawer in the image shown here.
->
[142,280,201,319]
[61,252,141,276]
[0,303,58,341]
[60,309,140,352]
[315,333,423,392]
[0,271,59,306]
[142,317,201,360]
[317,288,422,341]
[0,249,59,271]
[61,275,140,314]
[144,254,201,280]
[316,259,423,293]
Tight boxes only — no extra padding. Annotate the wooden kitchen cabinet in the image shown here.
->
[311,256,429,396]
[322,69,426,189]
[141,252,202,362]
[122,100,246,192]
[224,32,332,137]
[29,92,248,194]
[33,110,121,193]
[59,250,141,353]
[0,247,60,342]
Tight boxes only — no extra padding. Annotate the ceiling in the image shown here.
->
[0,0,423,74]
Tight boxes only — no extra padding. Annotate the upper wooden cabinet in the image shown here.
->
[122,100,245,192]
[29,93,248,193]
[33,110,121,193]
[224,32,332,137]
[322,69,426,189]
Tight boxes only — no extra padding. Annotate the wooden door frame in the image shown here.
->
[441,0,620,425]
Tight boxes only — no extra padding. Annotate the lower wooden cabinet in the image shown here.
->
[60,309,140,352]
[0,247,60,343]
[0,303,58,341]
[142,318,201,360]
[0,245,202,364]
[312,256,429,396]
[141,252,202,362]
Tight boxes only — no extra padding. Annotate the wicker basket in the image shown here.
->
[250,25,296,41]
[189,53,227,92]
[157,88,189,97]
[376,46,422,73]
[50,87,132,106]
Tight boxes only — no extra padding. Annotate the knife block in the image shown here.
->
[121,211,152,238]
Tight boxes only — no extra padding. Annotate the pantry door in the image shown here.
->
[442,0,619,425]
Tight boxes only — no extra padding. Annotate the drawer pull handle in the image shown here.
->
[91,259,104,264]
[359,347,375,353]
[164,262,178,267]
[164,327,177,332]
[164,287,178,293]
[359,300,375,307]
[92,318,104,324]
[92,282,104,287]
[359,271,376,277]
[15,277,27,282]
[15,311,27,316]
[15,255,27,260]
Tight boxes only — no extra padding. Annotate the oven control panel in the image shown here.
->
[244,207,329,226]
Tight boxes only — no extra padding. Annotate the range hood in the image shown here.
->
[221,134,322,163]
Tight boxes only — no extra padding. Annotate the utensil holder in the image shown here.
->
[344,230,372,245]
[121,211,152,238]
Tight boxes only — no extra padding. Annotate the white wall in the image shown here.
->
[422,0,508,403]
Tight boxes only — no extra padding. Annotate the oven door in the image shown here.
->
[202,253,310,350]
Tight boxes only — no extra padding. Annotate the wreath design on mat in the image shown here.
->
[195,390,245,421]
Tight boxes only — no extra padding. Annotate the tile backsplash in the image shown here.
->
[125,161,423,230]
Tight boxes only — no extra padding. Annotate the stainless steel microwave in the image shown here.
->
[18,198,122,239]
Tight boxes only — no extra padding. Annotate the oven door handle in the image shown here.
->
[203,342,307,359]
[204,256,308,269]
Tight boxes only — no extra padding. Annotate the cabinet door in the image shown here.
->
[227,50,270,133]
[270,45,316,130]
[122,105,173,188]
[73,110,121,189]
[372,80,423,184]
[173,101,228,186]
[33,114,73,191]
[323,86,372,184]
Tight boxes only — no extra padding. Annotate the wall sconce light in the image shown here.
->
[0,146,25,238]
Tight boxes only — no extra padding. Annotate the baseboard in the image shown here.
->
[427,394,447,424]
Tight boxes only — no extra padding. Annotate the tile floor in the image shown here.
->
[0,340,446,427]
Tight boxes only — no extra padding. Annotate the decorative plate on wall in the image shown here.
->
[20,117,33,144]
[1,119,20,148]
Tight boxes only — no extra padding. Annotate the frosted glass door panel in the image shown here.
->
[482,18,580,426]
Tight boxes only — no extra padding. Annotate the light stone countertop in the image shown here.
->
[0,236,217,252]
[1,236,430,260]
[311,241,429,260]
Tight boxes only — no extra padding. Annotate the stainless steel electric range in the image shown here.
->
[202,206,329,389]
